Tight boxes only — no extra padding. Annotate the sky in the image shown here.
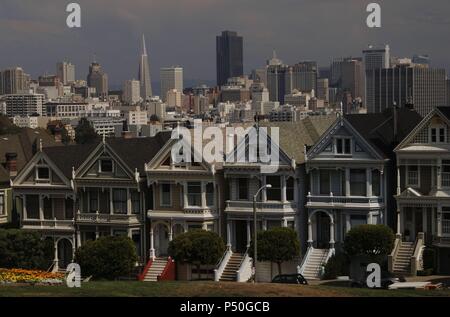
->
[0,0,449,88]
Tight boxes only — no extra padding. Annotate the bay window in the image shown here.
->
[266,176,281,201]
[113,189,127,214]
[187,182,202,207]
[160,184,171,207]
[350,169,366,196]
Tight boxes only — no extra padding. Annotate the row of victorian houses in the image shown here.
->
[1,106,450,282]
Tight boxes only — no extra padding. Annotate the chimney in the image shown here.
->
[54,127,62,143]
[5,152,18,177]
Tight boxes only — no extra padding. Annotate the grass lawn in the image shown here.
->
[0,281,450,297]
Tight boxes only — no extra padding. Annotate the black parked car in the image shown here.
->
[271,274,308,285]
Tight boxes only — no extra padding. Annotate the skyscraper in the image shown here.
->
[341,58,365,103]
[139,35,153,101]
[87,61,109,98]
[123,79,141,105]
[56,61,76,85]
[0,67,30,95]
[366,64,446,116]
[216,31,243,87]
[291,61,318,93]
[160,67,183,102]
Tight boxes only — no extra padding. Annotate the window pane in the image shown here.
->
[319,170,330,195]
[161,184,171,206]
[266,176,281,201]
[37,167,50,179]
[440,128,446,143]
[43,198,52,219]
[187,182,202,206]
[131,190,140,214]
[113,189,127,214]
[206,183,214,206]
[26,195,39,219]
[350,169,366,196]
[336,139,343,153]
[238,178,248,200]
[89,189,98,213]
[372,170,380,196]
[344,139,351,154]
[286,177,294,201]
[100,159,113,172]
[0,195,4,215]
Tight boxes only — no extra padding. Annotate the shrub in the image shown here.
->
[75,236,137,280]
[344,225,395,261]
[0,229,53,270]
[168,230,225,280]
[249,227,300,275]
[323,253,350,280]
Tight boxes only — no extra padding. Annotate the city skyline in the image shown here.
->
[1,0,450,87]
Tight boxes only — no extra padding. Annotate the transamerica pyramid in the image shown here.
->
[139,34,153,100]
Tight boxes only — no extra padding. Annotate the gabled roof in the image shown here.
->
[345,108,422,158]
[260,115,338,164]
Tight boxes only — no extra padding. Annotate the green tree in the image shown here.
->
[0,229,53,269]
[344,225,395,260]
[249,227,300,275]
[168,230,225,280]
[75,236,137,280]
[75,118,99,144]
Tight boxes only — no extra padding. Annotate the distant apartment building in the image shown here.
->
[144,97,166,121]
[284,90,312,109]
[12,116,49,129]
[160,67,183,102]
[0,67,30,95]
[166,89,183,108]
[1,94,45,117]
[45,102,89,118]
[123,80,141,105]
[128,107,148,125]
[291,61,318,93]
[56,62,76,85]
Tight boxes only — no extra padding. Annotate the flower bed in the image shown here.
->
[0,268,64,285]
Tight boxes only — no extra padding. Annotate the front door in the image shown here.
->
[156,224,169,256]
[235,220,248,253]
[414,209,423,241]
[317,212,330,249]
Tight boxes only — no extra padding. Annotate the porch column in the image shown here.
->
[307,216,313,246]
[281,175,287,203]
[329,216,335,249]
[109,188,114,215]
[397,209,401,235]
[437,158,442,190]
[262,219,267,231]
[127,188,132,215]
[39,195,44,220]
[367,212,373,225]
[261,176,267,202]
[150,229,155,260]
[437,205,442,237]
[345,214,351,233]
[246,220,251,247]
[76,230,81,248]
[282,218,288,227]
[396,166,401,195]
[53,240,59,271]
[201,182,207,208]
[345,168,350,197]
[23,195,27,220]
[226,221,232,247]
[366,168,372,197]
[183,182,188,208]
[423,207,427,235]
[169,225,173,241]
[95,226,99,239]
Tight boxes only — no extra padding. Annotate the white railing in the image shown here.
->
[22,218,75,230]
[214,248,232,282]
[442,173,450,187]
[298,246,314,275]
[307,194,382,206]
[236,251,253,283]
[226,201,296,210]
[76,212,140,224]
[411,232,425,276]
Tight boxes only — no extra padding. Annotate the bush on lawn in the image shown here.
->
[0,229,53,270]
[322,253,350,280]
[75,236,137,280]
[344,225,395,261]
[168,230,225,280]
[249,227,300,275]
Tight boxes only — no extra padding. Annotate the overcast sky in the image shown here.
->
[0,0,449,87]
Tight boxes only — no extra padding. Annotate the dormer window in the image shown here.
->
[335,137,352,155]
[36,166,50,181]
[430,126,446,143]
[99,159,113,173]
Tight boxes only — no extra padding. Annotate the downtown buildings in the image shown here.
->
[216,31,244,87]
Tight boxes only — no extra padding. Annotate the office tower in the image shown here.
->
[341,58,365,103]
[166,89,183,107]
[366,64,446,116]
[139,35,153,101]
[87,61,109,98]
[363,44,391,112]
[160,67,183,102]
[251,68,267,87]
[1,94,45,117]
[291,61,318,93]
[0,67,30,95]
[412,54,431,66]
[123,79,141,105]
[447,79,450,107]
[267,64,291,104]
[317,78,329,103]
[56,61,76,85]
[216,31,243,86]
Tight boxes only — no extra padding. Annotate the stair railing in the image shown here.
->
[410,232,425,276]
[388,233,402,273]
[214,246,232,282]
[236,248,252,283]
[298,246,314,275]
[158,257,176,281]
[138,258,154,281]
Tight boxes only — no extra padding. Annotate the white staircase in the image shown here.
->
[143,257,168,282]
[301,248,329,280]
[219,253,244,282]
[393,242,414,274]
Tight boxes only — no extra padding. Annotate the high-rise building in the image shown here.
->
[160,67,183,102]
[123,79,141,105]
[291,61,318,93]
[0,67,30,95]
[166,89,183,108]
[216,31,243,86]
[341,58,365,103]
[139,35,153,100]
[87,61,109,98]
[1,94,45,117]
[412,54,431,66]
[363,44,391,112]
[366,64,446,116]
[267,64,291,104]
[317,78,329,103]
[447,79,450,107]
[56,62,75,85]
